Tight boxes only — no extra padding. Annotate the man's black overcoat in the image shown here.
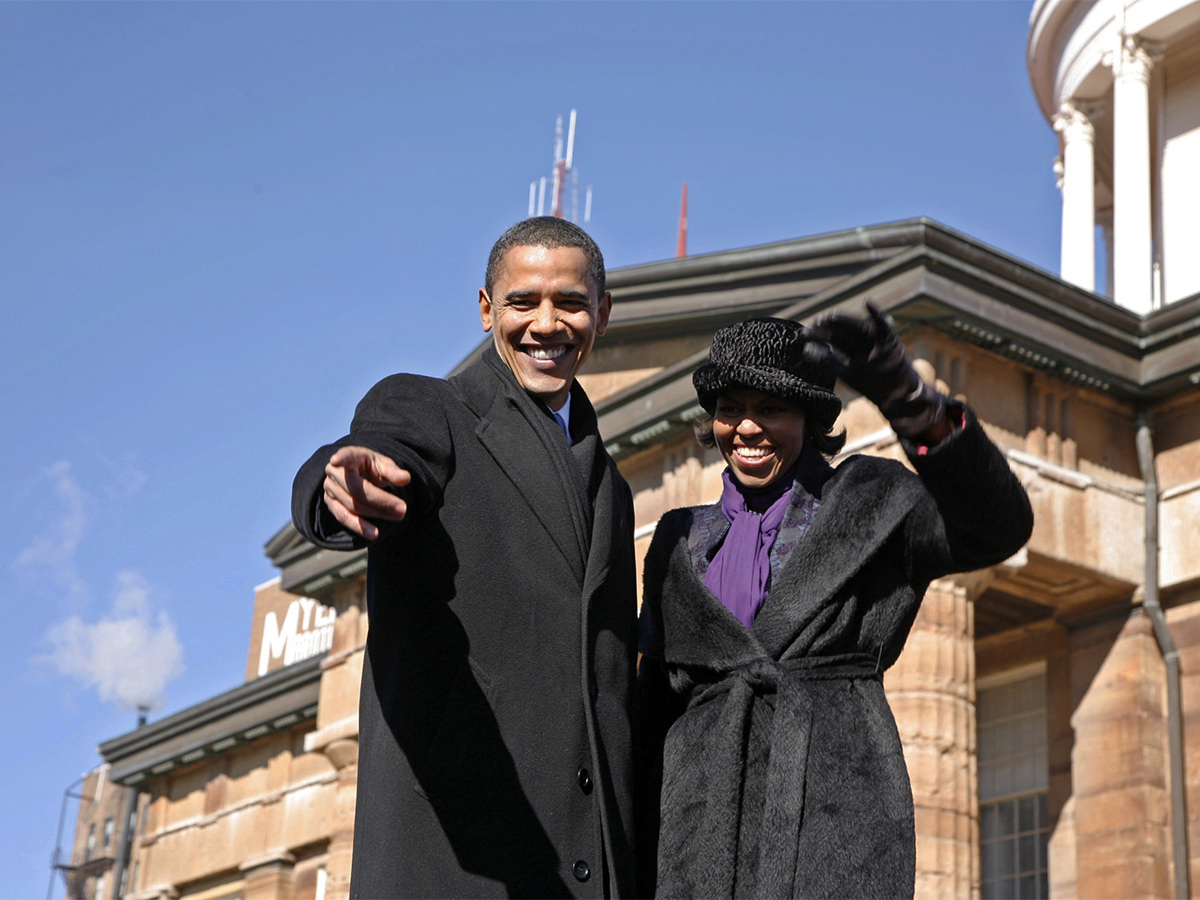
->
[293,347,638,899]
[636,407,1033,899]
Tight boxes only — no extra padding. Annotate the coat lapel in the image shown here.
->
[454,348,591,584]
[573,391,616,602]
[686,504,727,577]
[751,455,926,659]
[653,517,767,670]
[651,455,923,667]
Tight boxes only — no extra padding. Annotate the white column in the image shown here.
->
[1053,102,1100,291]
[1107,36,1161,313]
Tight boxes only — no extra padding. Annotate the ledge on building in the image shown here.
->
[99,655,324,787]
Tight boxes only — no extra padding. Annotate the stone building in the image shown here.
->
[72,2,1200,899]
[57,764,137,900]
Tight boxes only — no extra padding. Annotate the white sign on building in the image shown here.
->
[257,596,336,677]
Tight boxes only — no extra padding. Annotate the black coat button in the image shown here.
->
[573,860,591,882]
[577,767,592,794]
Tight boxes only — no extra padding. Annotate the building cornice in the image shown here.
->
[98,655,323,787]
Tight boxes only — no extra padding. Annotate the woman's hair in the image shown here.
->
[694,403,847,458]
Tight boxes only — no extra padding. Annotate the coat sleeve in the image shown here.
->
[633,511,693,897]
[291,374,456,551]
[900,402,1033,584]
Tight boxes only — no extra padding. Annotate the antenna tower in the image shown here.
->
[528,110,591,223]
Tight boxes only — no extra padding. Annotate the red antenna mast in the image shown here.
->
[552,111,574,218]
[677,182,688,258]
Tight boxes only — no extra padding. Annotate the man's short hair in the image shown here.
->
[485,217,606,296]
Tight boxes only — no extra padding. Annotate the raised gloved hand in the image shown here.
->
[807,303,948,442]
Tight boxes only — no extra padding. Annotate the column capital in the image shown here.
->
[1104,35,1163,84]
[1053,100,1102,142]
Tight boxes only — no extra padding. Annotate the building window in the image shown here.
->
[978,668,1049,900]
[85,824,96,862]
[94,873,106,900]
[315,866,327,900]
[103,817,114,850]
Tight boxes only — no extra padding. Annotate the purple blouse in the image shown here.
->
[703,469,795,627]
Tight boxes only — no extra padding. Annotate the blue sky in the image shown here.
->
[2,2,1059,896]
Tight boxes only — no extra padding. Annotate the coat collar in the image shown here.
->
[450,345,598,585]
[750,455,924,658]
[686,447,832,583]
[648,454,926,666]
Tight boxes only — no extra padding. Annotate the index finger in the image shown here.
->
[367,454,411,488]
[327,446,411,488]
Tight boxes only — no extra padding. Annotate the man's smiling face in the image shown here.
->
[479,244,612,410]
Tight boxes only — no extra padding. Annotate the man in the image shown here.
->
[292,217,638,898]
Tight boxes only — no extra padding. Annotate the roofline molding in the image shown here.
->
[99,656,323,786]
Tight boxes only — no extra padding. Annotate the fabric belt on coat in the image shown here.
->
[688,652,881,900]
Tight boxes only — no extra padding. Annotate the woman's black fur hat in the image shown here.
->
[693,317,842,425]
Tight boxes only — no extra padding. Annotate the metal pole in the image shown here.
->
[1135,407,1190,899]
[48,777,87,900]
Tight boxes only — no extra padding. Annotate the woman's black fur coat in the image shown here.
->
[635,405,1033,899]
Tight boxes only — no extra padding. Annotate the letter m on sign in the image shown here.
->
[258,601,300,677]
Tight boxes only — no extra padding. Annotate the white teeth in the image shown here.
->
[737,447,772,459]
[527,346,568,360]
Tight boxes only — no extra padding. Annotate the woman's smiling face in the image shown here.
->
[712,387,807,489]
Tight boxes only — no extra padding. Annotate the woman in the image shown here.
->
[636,311,1033,899]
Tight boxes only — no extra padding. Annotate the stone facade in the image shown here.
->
[60,765,135,900]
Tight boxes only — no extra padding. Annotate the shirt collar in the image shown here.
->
[547,392,572,444]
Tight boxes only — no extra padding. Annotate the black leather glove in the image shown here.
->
[808,303,947,441]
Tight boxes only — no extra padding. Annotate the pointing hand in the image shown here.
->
[323,446,411,541]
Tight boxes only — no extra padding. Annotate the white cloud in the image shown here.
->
[103,453,148,501]
[13,460,89,604]
[44,571,185,712]
[17,461,184,711]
